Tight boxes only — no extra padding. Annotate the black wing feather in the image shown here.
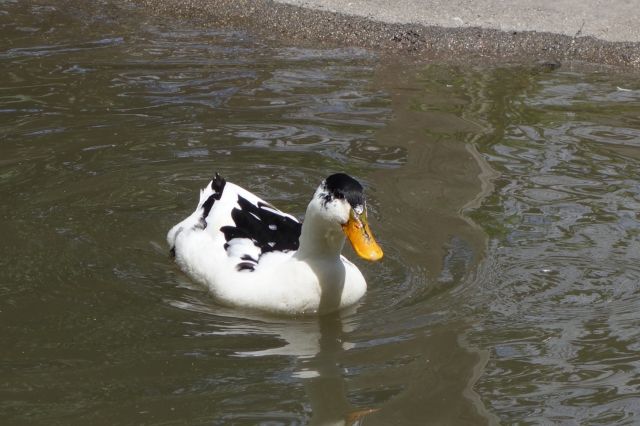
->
[220,195,301,256]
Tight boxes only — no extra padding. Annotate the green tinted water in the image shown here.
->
[2,1,640,424]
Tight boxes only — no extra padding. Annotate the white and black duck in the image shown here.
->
[167,173,383,315]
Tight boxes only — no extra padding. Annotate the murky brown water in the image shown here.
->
[3,1,640,425]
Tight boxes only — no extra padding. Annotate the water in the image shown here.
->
[2,1,640,424]
[461,68,640,424]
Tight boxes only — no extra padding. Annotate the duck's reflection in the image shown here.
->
[172,293,375,424]
[299,313,376,426]
[172,292,495,425]
[230,309,374,425]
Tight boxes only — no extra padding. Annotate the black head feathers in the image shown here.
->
[323,173,365,209]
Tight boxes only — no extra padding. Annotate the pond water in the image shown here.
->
[3,1,640,424]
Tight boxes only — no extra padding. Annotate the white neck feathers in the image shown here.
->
[296,197,347,259]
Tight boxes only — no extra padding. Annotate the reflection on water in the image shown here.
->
[173,302,375,425]
[456,67,640,423]
[3,0,640,424]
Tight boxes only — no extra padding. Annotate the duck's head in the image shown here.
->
[312,173,383,261]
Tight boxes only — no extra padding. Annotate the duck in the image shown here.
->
[167,172,383,315]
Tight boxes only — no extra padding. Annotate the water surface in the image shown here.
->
[2,1,640,424]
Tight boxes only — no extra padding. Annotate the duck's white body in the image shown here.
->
[167,174,379,315]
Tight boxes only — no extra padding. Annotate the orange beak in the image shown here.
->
[342,209,383,261]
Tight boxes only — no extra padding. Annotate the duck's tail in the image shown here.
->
[198,173,226,221]
[167,172,227,257]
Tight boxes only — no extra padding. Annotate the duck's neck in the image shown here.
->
[296,205,346,260]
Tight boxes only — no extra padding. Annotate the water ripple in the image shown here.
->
[464,68,640,423]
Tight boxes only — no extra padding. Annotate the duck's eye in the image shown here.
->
[353,205,364,215]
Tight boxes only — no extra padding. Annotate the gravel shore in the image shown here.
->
[137,0,640,68]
